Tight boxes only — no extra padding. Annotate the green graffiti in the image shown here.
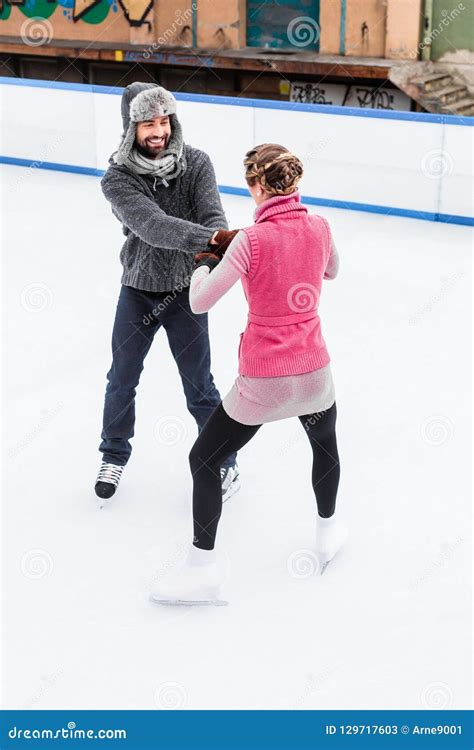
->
[0,0,110,24]
[0,0,151,26]
[18,0,58,20]
[0,1,12,19]
[79,0,110,24]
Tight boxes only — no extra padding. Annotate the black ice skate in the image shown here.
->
[95,462,124,507]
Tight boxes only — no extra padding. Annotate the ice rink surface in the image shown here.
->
[2,164,472,710]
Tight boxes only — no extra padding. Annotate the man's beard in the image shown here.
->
[135,136,168,159]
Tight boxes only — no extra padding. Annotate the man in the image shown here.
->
[96,81,239,504]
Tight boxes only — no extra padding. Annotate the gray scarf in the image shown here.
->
[114,118,186,183]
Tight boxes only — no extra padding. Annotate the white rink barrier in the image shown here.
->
[0,76,472,225]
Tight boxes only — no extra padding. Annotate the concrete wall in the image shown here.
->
[431,0,474,60]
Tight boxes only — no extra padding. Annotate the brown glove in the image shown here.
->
[208,229,239,258]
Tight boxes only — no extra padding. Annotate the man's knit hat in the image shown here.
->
[114,82,179,164]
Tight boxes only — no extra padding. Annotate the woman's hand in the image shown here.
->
[194,251,221,272]
[208,229,239,257]
[195,229,240,273]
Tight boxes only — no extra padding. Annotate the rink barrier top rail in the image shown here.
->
[0,75,472,126]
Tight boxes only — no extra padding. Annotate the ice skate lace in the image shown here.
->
[220,466,238,489]
[220,466,230,486]
[97,463,124,486]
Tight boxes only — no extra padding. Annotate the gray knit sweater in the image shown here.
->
[101,146,228,292]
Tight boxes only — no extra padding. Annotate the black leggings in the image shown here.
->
[189,401,340,550]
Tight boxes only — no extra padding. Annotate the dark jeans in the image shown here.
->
[99,284,237,470]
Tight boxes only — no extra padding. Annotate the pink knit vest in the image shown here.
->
[239,192,332,378]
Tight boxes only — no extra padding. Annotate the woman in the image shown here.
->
[151,143,347,605]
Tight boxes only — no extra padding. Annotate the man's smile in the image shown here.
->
[147,136,166,148]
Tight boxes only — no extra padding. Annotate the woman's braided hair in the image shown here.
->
[243,143,303,196]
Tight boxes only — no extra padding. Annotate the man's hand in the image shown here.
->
[208,229,239,257]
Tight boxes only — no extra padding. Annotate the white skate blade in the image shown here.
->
[317,545,345,575]
[222,478,241,504]
[149,594,228,607]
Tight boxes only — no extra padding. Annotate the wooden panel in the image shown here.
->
[319,0,342,54]
[345,0,386,58]
[386,0,422,59]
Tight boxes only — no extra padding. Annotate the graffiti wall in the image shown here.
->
[0,0,452,61]
[0,0,155,46]
[0,0,244,48]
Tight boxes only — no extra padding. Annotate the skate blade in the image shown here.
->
[150,595,228,607]
[318,546,345,575]
[96,495,115,510]
[319,560,331,575]
[222,478,241,504]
